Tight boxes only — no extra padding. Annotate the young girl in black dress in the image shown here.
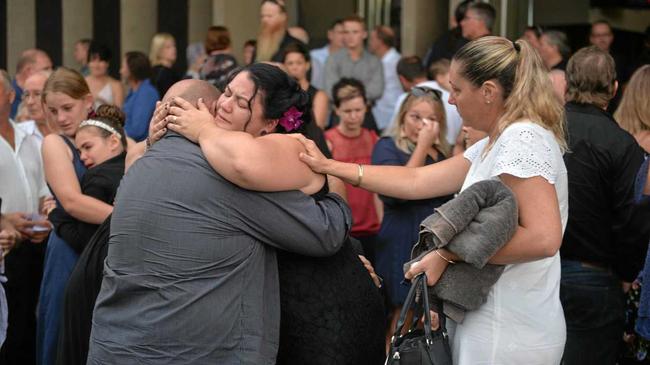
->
[52,105,126,365]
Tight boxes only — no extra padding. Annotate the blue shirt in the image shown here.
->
[122,79,159,142]
[10,79,23,119]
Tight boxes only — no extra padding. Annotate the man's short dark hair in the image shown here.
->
[373,26,395,48]
[455,0,475,25]
[591,19,612,32]
[329,18,344,30]
[543,30,571,59]
[343,14,366,29]
[125,51,152,81]
[396,56,426,82]
[467,2,496,31]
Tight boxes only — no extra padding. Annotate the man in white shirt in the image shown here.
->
[369,25,402,132]
[20,71,54,144]
[390,56,462,146]
[310,19,345,91]
[0,69,51,364]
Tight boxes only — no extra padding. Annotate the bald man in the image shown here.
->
[125,79,221,170]
[58,79,221,365]
[87,80,351,364]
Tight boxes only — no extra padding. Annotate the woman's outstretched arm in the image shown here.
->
[166,97,325,194]
[290,134,469,199]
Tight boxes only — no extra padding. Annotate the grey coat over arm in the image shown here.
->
[404,179,518,323]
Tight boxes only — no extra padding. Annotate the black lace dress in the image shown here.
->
[276,183,386,365]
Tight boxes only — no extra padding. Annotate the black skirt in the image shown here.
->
[55,216,111,365]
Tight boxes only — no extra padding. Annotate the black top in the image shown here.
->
[56,216,111,365]
[423,27,469,69]
[551,58,568,71]
[275,119,385,364]
[48,152,125,254]
[561,102,650,281]
[270,32,305,63]
[151,65,182,97]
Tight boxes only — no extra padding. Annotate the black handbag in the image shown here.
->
[386,273,453,365]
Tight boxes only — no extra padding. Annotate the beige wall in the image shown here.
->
[300,0,356,47]
[121,0,158,57]
[7,0,36,76]
[212,0,260,62]
[401,0,448,57]
[62,0,93,69]
[590,7,650,33]
[189,0,213,45]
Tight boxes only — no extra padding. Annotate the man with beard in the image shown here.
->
[255,0,305,63]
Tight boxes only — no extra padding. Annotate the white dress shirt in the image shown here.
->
[372,48,403,131]
[310,45,330,91]
[0,120,49,214]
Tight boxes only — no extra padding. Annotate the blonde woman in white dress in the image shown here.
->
[293,36,568,364]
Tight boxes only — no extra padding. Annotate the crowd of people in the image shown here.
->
[0,0,649,364]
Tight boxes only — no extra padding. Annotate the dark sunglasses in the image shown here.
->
[411,86,442,100]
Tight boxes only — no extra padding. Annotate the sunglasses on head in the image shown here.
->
[411,86,442,100]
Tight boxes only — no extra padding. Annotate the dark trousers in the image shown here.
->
[560,259,625,365]
[0,241,45,365]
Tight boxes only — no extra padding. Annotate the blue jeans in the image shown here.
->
[560,259,625,365]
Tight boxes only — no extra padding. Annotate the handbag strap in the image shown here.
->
[420,274,435,343]
[390,273,423,343]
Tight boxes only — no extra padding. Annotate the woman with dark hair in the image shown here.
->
[120,51,160,142]
[85,42,123,108]
[198,26,239,91]
[164,63,386,364]
[282,43,329,129]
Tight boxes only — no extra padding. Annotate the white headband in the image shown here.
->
[79,119,122,139]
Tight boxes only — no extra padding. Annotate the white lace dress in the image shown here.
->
[450,121,568,364]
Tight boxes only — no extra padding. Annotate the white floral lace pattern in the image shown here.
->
[463,122,564,185]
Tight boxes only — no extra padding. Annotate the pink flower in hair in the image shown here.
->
[279,106,304,132]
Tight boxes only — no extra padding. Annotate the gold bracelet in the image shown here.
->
[352,164,364,187]
[435,249,455,264]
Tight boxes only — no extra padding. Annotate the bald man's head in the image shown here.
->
[163,79,221,107]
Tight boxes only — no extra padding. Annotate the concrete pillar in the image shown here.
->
[401,0,448,57]
[121,0,158,56]
[62,0,92,69]
[7,0,36,76]
[188,0,213,45]
[212,0,260,62]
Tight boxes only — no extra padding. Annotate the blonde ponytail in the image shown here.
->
[453,36,566,151]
